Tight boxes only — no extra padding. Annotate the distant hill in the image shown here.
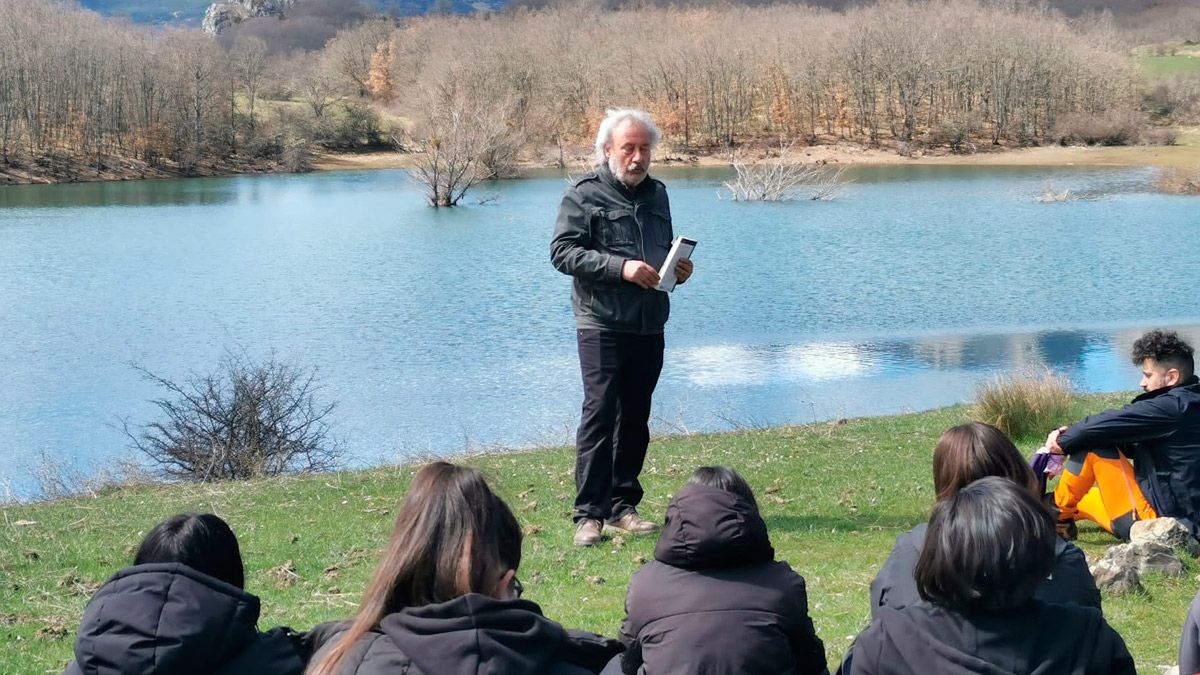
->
[74,0,1191,25]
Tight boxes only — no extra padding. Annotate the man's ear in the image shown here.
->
[1167,368,1182,387]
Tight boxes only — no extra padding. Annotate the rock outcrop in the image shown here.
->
[1089,517,1195,594]
[202,0,298,34]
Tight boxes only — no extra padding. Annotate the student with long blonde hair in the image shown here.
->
[307,462,619,675]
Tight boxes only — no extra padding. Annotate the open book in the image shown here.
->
[656,236,697,293]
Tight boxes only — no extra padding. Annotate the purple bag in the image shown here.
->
[1030,448,1065,495]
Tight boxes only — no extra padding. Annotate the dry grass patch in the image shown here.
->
[974,372,1074,440]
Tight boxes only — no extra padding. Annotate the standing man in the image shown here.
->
[551,108,694,547]
[1049,329,1200,540]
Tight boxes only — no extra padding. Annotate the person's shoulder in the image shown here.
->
[310,627,411,675]
[569,171,603,189]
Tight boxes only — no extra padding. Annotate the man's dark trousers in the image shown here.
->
[574,329,664,523]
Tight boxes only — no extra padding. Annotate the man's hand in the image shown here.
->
[675,258,693,285]
[622,260,661,289]
[1046,426,1069,454]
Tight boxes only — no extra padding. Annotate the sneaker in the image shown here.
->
[573,519,603,547]
[1056,519,1078,541]
[605,511,659,536]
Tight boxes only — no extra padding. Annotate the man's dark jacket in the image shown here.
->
[1059,376,1200,533]
[550,165,674,335]
[63,563,304,675]
[836,602,1134,675]
[308,593,621,675]
[618,483,828,675]
[868,523,1101,616]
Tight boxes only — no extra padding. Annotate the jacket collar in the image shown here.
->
[1133,374,1200,403]
[598,162,654,199]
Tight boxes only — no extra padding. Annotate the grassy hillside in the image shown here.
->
[2,395,1196,673]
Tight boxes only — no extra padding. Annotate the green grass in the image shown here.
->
[1139,54,1200,79]
[2,394,1195,674]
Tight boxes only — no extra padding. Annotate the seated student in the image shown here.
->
[1180,589,1200,675]
[306,461,620,675]
[870,422,1100,615]
[614,466,828,675]
[838,477,1134,675]
[64,512,305,675]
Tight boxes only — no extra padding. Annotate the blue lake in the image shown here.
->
[1,165,1198,499]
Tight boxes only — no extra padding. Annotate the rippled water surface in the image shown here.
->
[1,165,1197,497]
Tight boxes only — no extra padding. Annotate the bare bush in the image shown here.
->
[1053,109,1149,146]
[721,148,852,201]
[123,352,340,482]
[975,372,1074,440]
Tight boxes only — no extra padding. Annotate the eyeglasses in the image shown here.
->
[511,576,524,599]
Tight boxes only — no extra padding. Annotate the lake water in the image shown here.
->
[1,165,1198,499]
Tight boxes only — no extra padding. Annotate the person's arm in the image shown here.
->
[550,189,625,283]
[1047,541,1102,611]
[1180,592,1200,675]
[1056,397,1181,456]
[786,576,829,675]
[616,600,643,675]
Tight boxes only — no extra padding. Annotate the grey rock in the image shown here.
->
[1089,558,1143,595]
[1133,541,1187,577]
[1095,540,1186,583]
[1130,517,1200,557]
[202,0,298,34]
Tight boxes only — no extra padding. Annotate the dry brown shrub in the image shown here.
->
[975,372,1074,440]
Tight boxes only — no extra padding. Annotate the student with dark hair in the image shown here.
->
[306,461,620,675]
[839,477,1134,675]
[64,513,305,675]
[870,422,1100,615]
[1049,329,1200,540]
[614,466,828,675]
[1181,589,1200,675]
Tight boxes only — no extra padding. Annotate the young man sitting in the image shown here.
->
[1048,329,1200,540]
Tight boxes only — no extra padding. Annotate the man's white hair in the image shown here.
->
[593,108,661,167]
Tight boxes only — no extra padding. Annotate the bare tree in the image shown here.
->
[408,109,488,207]
[123,352,340,482]
[721,146,852,201]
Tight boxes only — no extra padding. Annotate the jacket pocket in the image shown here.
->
[590,284,637,328]
[597,209,638,248]
[650,208,673,247]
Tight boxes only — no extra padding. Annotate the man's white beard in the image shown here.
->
[609,155,647,187]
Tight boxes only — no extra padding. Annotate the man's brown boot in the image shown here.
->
[574,519,603,546]
[605,511,658,536]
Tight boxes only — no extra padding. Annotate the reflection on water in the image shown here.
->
[664,326,1200,431]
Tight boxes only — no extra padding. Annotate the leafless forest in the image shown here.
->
[1,0,1197,183]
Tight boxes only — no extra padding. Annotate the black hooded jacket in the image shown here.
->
[1059,376,1200,533]
[836,602,1134,675]
[309,593,620,675]
[618,483,828,675]
[63,563,304,675]
[869,523,1101,617]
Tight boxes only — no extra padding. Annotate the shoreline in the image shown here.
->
[310,127,1200,174]
[3,130,1196,187]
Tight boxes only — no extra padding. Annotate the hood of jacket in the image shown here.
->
[380,594,588,675]
[71,563,263,675]
[653,483,774,570]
